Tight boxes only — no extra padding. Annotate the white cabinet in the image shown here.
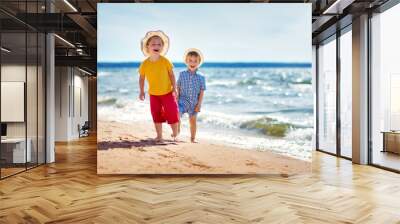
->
[1,138,32,163]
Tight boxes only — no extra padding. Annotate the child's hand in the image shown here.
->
[195,104,201,112]
[139,91,145,101]
[172,87,177,95]
[172,87,178,99]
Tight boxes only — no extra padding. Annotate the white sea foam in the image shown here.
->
[194,128,312,161]
[98,71,112,77]
[98,99,151,123]
[206,80,237,87]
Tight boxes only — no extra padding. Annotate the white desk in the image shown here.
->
[1,138,31,163]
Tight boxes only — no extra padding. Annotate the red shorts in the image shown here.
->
[150,92,179,124]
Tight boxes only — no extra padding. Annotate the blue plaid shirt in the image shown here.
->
[177,69,206,116]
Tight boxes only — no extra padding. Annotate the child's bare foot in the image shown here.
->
[171,134,178,142]
[191,138,197,143]
[154,137,164,143]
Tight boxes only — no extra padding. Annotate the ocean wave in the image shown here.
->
[206,80,237,87]
[98,99,151,123]
[247,108,313,115]
[98,97,117,105]
[197,111,241,129]
[237,77,264,86]
[195,128,312,161]
[239,117,295,137]
[208,77,312,91]
[197,111,310,138]
[247,110,314,128]
[98,71,112,77]
[119,88,129,94]
[290,78,312,85]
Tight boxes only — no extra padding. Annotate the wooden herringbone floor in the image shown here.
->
[1,135,400,224]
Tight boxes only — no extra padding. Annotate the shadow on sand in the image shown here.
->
[97,138,178,150]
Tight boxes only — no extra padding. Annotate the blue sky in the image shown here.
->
[98,4,311,63]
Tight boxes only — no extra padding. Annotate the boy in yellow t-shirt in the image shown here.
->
[138,31,179,142]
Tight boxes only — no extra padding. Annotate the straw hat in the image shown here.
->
[184,48,204,67]
[141,30,170,57]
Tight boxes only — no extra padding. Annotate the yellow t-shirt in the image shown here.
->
[138,56,174,96]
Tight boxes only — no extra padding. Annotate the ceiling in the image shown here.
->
[0,0,394,74]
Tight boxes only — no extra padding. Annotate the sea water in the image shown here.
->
[98,63,313,161]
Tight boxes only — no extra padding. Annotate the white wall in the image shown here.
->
[55,67,89,141]
[71,72,89,138]
[55,66,70,141]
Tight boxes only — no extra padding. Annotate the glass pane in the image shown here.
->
[318,37,337,154]
[1,31,27,177]
[371,5,400,171]
[27,31,38,169]
[340,30,352,158]
[38,33,45,165]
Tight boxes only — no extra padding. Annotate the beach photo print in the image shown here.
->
[97,3,313,174]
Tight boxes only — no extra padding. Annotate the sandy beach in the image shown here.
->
[97,120,311,175]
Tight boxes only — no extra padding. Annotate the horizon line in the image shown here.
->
[98,61,311,64]
[98,61,312,68]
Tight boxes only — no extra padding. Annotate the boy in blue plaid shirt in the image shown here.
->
[177,49,206,143]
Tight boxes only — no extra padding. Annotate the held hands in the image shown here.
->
[172,87,177,95]
[172,87,178,99]
[139,91,145,101]
[195,104,201,112]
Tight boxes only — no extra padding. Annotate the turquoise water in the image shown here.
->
[98,64,313,161]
